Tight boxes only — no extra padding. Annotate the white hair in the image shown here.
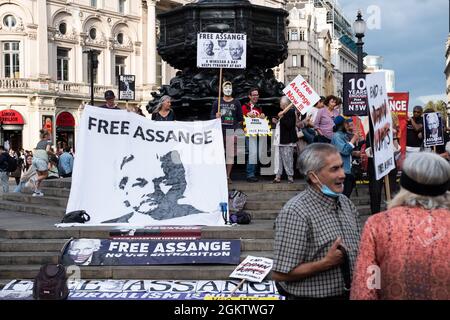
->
[280,96,290,107]
[389,152,450,210]
[298,143,340,182]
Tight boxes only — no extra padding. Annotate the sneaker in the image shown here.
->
[246,177,259,183]
[32,191,44,197]
[288,177,294,184]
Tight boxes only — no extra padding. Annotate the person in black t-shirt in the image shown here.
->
[406,106,424,156]
[210,81,243,183]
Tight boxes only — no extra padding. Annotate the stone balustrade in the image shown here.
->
[0,78,144,101]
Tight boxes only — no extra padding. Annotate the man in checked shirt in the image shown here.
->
[272,143,361,300]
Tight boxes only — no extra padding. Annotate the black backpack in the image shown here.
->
[230,211,252,224]
[61,210,90,223]
[6,154,17,172]
[32,264,69,300]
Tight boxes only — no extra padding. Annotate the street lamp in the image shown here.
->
[353,10,367,73]
[83,49,99,106]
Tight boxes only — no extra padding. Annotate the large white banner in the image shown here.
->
[197,33,246,69]
[366,72,395,180]
[64,106,228,226]
[282,74,320,115]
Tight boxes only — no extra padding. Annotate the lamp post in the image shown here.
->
[83,49,99,106]
[353,10,367,73]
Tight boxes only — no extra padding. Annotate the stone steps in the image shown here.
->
[0,239,68,252]
[0,201,65,218]
[0,238,273,252]
[0,219,275,240]
[2,193,68,208]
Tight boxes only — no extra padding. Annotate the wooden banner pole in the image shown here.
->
[217,68,223,114]
[230,279,246,296]
[384,176,391,202]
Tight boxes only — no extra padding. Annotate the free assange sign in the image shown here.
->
[62,106,228,227]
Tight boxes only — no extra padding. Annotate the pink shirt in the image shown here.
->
[314,108,339,139]
[350,206,450,300]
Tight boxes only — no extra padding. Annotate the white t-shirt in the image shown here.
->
[307,107,320,123]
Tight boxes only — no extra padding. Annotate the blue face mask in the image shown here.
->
[311,173,341,198]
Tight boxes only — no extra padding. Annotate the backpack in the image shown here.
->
[32,264,69,300]
[230,211,252,224]
[61,210,90,224]
[6,154,17,172]
[228,190,248,213]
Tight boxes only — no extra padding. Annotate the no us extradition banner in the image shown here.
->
[61,239,240,266]
[62,106,228,227]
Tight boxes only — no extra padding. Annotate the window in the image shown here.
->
[57,48,70,81]
[301,55,305,67]
[115,56,126,85]
[299,30,305,41]
[91,0,97,7]
[59,22,67,35]
[119,0,126,14]
[290,29,298,41]
[89,28,97,40]
[87,51,99,84]
[117,33,124,45]
[3,15,16,28]
[292,55,297,67]
[3,41,20,78]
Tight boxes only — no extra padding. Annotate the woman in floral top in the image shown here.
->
[350,152,450,300]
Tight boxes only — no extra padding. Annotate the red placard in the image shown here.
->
[56,112,75,127]
[0,109,25,125]
[388,92,409,167]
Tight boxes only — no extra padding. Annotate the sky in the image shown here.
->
[338,0,449,109]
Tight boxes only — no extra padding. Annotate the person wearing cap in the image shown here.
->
[331,116,360,198]
[98,90,120,110]
[351,152,450,300]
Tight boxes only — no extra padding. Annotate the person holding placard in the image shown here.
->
[406,106,424,156]
[242,88,265,182]
[211,81,243,183]
[271,96,297,184]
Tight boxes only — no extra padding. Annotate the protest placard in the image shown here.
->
[282,74,320,114]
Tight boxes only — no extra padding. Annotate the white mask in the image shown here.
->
[223,87,232,96]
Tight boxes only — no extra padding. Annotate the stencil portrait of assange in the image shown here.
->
[105,150,203,223]
[426,113,441,141]
[62,239,101,266]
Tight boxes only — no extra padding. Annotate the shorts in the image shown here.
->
[32,157,48,172]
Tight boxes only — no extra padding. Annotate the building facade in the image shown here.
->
[0,0,284,152]
[285,0,358,98]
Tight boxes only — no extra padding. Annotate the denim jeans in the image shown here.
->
[0,171,9,193]
[14,181,27,193]
[245,136,258,178]
[301,128,317,144]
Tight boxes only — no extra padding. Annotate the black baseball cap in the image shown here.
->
[105,90,115,99]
